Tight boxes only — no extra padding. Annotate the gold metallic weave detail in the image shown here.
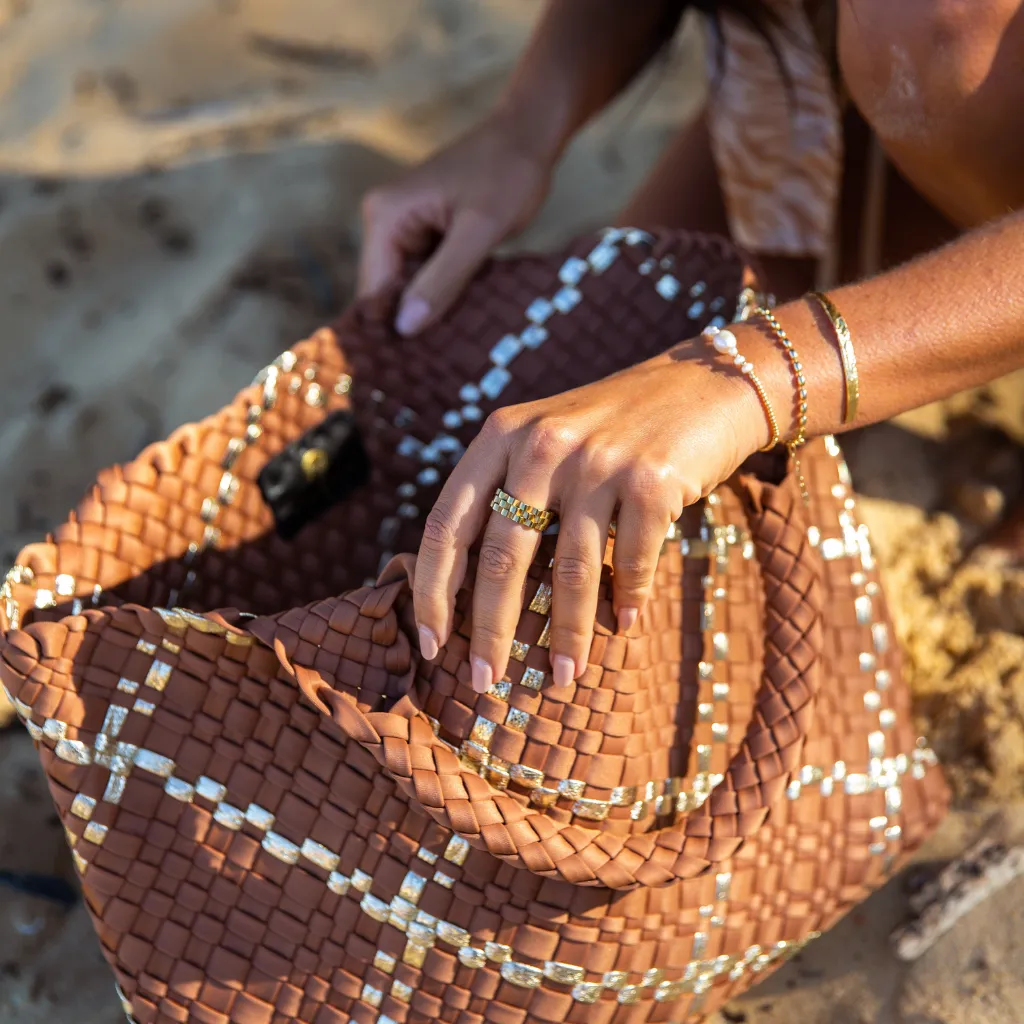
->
[434,688,922,822]
[164,778,194,803]
[71,795,96,820]
[443,835,470,865]
[262,832,300,864]
[83,822,108,845]
[509,639,529,663]
[115,983,134,1017]
[154,608,254,646]
[829,476,913,870]
[42,728,922,1001]
[536,619,552,648]
[0,564,34,630]
[528,582,553,614]
[505,708,530,732]
[520,667,545,691]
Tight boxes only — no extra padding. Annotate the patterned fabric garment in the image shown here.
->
[705,0,842,260]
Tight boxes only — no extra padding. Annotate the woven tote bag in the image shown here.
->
[0,228,949,1024]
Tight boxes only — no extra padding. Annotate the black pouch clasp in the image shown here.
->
[257,410,371,539]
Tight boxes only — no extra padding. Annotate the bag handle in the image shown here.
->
[252,471,822,891]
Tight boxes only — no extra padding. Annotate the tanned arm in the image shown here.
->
[495,0,686,162]
[734,210,1024,444]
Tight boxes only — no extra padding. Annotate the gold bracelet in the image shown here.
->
[754,308,808,447]
[701,325,781,452]
[808,290,859,424]
[752,308,810,502]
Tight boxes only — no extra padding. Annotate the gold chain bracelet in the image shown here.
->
[753,308,810,502]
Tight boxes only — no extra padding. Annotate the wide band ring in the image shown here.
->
[490,487,555,533]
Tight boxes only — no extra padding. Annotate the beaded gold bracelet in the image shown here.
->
[752,308,811,502]
[701,324,780,452]
[753,308,808,447]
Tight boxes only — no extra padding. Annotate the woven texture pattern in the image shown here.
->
[0,228,949,1024]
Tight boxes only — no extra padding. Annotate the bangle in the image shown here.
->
[752,307,810,503]
[701,325,780,452]
[808,290,859,424]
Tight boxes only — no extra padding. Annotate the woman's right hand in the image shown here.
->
[357,111,556,336]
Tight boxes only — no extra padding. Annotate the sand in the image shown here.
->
[1,2,1023,1022]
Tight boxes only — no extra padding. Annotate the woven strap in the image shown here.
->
[250,471,822,890]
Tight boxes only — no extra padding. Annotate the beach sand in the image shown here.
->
[1,2,1023,1021]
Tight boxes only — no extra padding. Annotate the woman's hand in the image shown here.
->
[412,340,769,692]
[358,111,555,336]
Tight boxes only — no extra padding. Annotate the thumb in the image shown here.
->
[394,209,502,336]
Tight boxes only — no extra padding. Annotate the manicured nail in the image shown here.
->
[551,654,575,688]
[471,656,493,694]
[617,607,638,633]
[395,296,430,336]
[418,625,439,661]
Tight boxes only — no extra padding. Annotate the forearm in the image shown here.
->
[733,210,1024,445]
[494,0,684,162]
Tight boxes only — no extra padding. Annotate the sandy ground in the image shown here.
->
[1,2,1024,1022]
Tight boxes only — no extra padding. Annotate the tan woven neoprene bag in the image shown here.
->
[0,228,949,1024]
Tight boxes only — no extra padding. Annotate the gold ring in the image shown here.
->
[490,487,555,532]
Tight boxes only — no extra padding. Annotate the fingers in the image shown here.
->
[548,490,616,686]
[468,473,552,694]
[360,184,503,336]
[396,208,503,336]
[414,398,679,697]
[610,497,671,634]
[358,188,443,301]
[357,190,407,300]
[412,412,512,668]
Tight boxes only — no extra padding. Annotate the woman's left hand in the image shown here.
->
[412,338,770,693]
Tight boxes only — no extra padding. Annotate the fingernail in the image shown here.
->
[395,296,429,336]
[471,656,493,694]
[551,654,575,688]
[617,607,638,633]
[418,625,439,661]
